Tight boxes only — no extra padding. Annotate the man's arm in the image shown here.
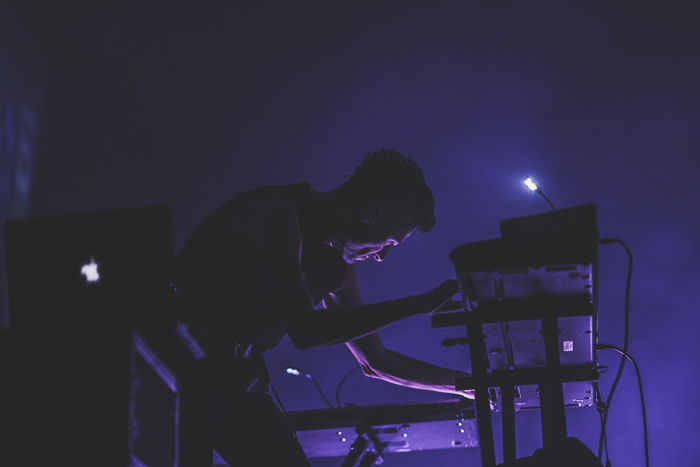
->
[327,265,474,399]
[247,196,456,350]
[348,334,474,398]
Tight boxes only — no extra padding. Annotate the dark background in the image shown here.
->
[5,1,700,465]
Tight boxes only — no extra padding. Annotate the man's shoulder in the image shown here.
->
[237,191,298,219]
[227,188,301,235]
[228,183,306,214]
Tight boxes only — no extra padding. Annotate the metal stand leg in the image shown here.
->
[340,425,385,467]
[358,451,379,467]
[474,386,496,467]
[539,381,567,447]
[467,321,496,467]
[341,436,368,467]
[540,316,567,447]
[501,384,516,463]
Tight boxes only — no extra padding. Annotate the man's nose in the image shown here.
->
[372,245,392,262]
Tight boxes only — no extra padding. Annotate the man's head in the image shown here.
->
[332,149,435,263]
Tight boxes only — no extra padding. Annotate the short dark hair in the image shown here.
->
[341,149,436,232]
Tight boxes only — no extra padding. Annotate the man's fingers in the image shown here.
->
[423,280,460,314]
[434,299,462,313]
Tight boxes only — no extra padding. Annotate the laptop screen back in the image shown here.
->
[4,206,173,331]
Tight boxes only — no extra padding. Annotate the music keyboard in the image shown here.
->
[286,399,478,458]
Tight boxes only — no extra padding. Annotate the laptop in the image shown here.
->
[4,205,174,331]
[2,206,180,467]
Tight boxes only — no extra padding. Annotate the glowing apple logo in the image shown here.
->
[81,258,100,283]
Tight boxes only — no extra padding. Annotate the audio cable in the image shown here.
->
[285,367,335,408]
[596,344,649,467]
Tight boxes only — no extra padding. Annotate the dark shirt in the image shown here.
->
[173,182,347,353]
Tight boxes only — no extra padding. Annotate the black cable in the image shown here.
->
[602,417,611,467]
[311,377,335,409]
[594,384,611,465]
[335,366,361,407]
[597,344,649,467]
[285,367,335,408]
[536,188,556,211]
[597,238,633,460]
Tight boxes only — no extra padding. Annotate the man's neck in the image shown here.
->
[311,189,347,252]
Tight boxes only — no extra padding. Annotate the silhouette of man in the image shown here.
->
[173,149,472,466]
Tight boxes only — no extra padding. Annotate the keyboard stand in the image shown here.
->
[435,298,598,465]
[435,204,601,466]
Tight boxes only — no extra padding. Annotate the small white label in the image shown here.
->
[563,340,574,352]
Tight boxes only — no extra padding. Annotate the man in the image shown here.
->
[173,149,472,466]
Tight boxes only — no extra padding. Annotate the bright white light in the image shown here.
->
[286,367,301,376]
[523,177,539,192]
[81,259,100,283]
[563,341,574,352]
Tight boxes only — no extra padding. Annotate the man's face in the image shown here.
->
[341,222,417,264]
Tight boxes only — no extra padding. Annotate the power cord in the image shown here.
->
[597,238,633,461]
[594,384,611,464]
[596,344,649,467]
[335,366,361,407]
[284,367,335,408]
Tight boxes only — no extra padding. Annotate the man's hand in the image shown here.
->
[421,279,459,314]
[434,299,462,313]
[457,389,476,399]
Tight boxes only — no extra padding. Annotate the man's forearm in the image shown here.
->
[290,294,434,350]
[368,348,473,397]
